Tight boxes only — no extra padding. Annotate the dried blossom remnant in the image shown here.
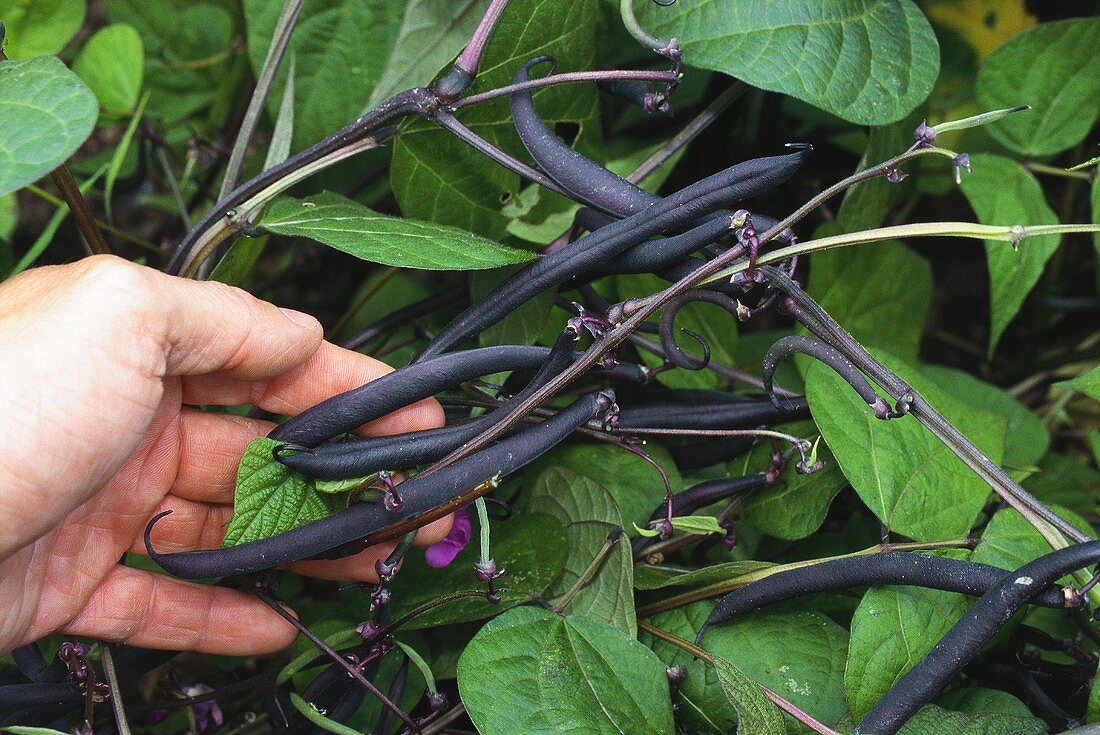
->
[182,684,224,733]
[913,119,936,148]
[953,153,972,185]
[884,165,908,183]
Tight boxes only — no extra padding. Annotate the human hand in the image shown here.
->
[0,256,450,656]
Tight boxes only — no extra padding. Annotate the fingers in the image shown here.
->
[173,409,274,504]
[59,565,297,655]
[182,340,444,437]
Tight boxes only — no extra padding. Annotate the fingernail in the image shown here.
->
[279,307,321,333]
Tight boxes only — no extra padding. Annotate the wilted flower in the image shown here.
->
[424,507,471,568]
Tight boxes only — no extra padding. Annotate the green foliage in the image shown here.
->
[458,606,676,735]
[0,57,97,197]
[258,192,536,269]
[221,438,346,546]
[0,0,84,58]
[976,17,1100,157]
[72,24,144,114]
[637,0,940,124]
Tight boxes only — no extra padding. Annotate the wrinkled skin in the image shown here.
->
[0,256,451,656]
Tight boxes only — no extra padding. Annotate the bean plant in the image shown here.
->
[1,1,1099,734]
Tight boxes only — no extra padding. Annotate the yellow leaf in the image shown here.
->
[927,0,1037,60]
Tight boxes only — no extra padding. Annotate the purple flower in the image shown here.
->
[424,508,472,568]
[182,685,223,733]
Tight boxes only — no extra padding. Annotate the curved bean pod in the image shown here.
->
[660,474,768,520]
[512,57,656,218]
[669,436,756,470]
[606,214,735,276]
[856,542,1100,735]
[762,335,899,419]
[597,75,672,114]
[417,147,809,360]
[659,290,744,369]
[148,391,614,579]
[281,328,579,478]
[698,552,1072,643]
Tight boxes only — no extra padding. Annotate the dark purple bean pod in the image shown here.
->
[617,396,809,431]
[0,683,81,719]
[605,214,735,275]
[512,57,658,218]
[762,335,900,419]
[11,644,64,684]
[280,328,580,478]
[656,256,742,297]
[148,391,614,579]
[659,290,744,369]
[698,551,1073,644]
[660,473,768,520]
[417,147,809,360]
[669,436,755,470]
[856,542,1100,735]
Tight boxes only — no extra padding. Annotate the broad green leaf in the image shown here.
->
[0,0,84,58]
[805,351,1007,540]
[670,515,724,536]
[976,18,1100,156]
[634,560,774,591]
[209,238,266,287]
[845,585,970,719]
[523,441,683,537]
[471,265,554,347]
[922,364,1049,469]
[73,24,144,113]
[895,703,1045,735]
[388,513,567,628]
[643,603,848,733]
[458,607,675,735]
[1056,365,1100,402]
[937,687,1035,718]
[391,0,600,240]
[807,241,931,362]
[835,113,921,232]
[258,192,536,270]
[637,0,939,125]
[243,0,403,152]
[712,656,785,735]
[738,427,846,541]
[222,438,345,546]
[105,0,237,121]
[528,467,636,636]
[369,0,486,104]
[0,57,97,196]
[958,153,1059,354]
[1022,453,1100,518]
[973,506,1094,574]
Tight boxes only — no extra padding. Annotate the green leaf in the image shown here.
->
[523,441,683,537]
[1056,365,1100,402]
[391,0,600,240]
[637,0,939,125]
[528,467,637,636]
[958,153,1060,355]
[0,56,98,197]
[471,265,554,347]
[0,192,16,241]
[258,192,536,270]
[835,113,922,233]
[0,0,85,58]
[243,0,403,152]
[72,24,144,113]
[976,18,1100,156]
[105,0,237,122]
[712,656,785,735]
[222,438,346,547]
[458,607,675,735]
[369,0,486,104]
[845,585,970,719]
[388,512,567,628]
[973,506,1094,574]
[209,237,267,287]
[805,351,1007,541]
[735,420,846,541]
[807,241,931,362]
[895,704,1046,735]
[669,515,725,536]
[922,364,1049,469]
[937,688,1036,719]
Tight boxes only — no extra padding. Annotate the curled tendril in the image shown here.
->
[762,335,905,420]
[659,289,742,369]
